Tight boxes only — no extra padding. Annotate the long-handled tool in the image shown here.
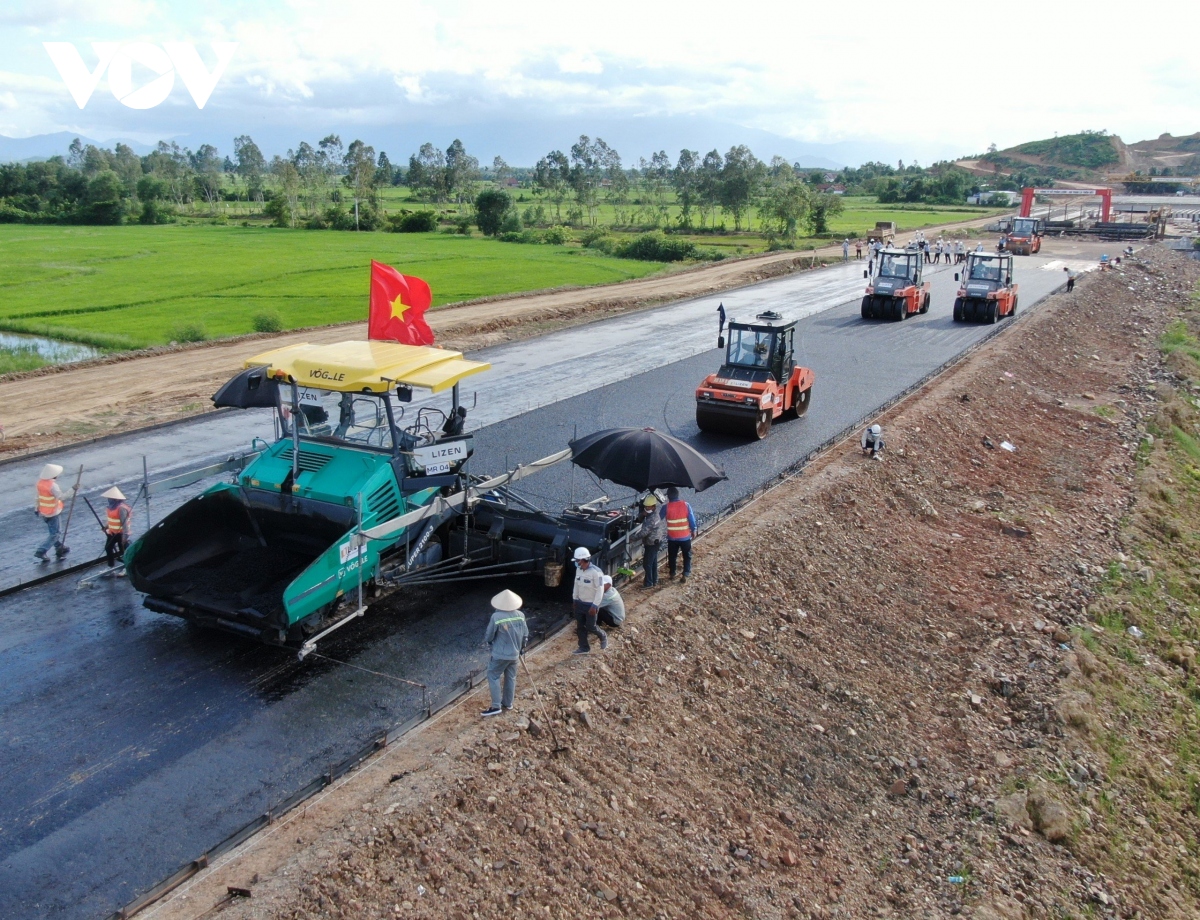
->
[57,465,83,558]
[519,649,568,756]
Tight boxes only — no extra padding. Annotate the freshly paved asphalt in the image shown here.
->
[0,253,1076,919]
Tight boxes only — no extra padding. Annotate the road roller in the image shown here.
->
[695,310,815,440]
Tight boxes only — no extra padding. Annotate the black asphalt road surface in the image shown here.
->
[0,257,1067,919]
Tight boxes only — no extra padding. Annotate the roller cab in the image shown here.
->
[126,341,489,646]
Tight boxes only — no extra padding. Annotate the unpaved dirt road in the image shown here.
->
[0,217,1001,457]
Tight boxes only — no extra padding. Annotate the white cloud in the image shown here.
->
[557,53,602,75]
[2,0,1198,162]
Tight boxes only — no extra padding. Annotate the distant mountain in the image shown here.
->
[0,133,156,163]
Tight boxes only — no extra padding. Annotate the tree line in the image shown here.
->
[0,132,989,242]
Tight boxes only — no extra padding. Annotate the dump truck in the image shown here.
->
[865,221,897,245]
[953,252,1017,323]
[1006,216,1043,255]
[695,310,815,440]
[861,248,931,321]
[126,341,637,651]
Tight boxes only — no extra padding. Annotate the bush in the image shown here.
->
[388,210,439,233]
[543,225,567,245]
[615,231,698,262]
[264,196,294,228]
[252,311,284,333]
[475,188,513,236]
[499,210,522,234]
[138,200,174,224]
[169,322,207,343]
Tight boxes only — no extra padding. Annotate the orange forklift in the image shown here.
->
[861,247,931,321]
[695,310,815,440]
[953,251,1018,323]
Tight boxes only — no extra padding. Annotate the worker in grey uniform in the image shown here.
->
[571,546,607,654]
[481,588,529,717]
[861,424,884,458]
[597,574,625,629]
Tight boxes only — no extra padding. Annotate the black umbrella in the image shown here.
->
[568,427,727,493]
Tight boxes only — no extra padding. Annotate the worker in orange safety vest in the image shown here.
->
[102,486,133,570]
[662,487,696,583]
[34,463,71,561]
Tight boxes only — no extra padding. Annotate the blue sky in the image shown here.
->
[2,0,1198,167]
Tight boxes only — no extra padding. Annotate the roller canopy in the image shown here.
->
[245,340,490,393]
[212,365,280,409]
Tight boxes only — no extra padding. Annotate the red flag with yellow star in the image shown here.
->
[368,260,435,346]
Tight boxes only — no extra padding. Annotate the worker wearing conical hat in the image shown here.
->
[102,486,133,571]
[34,463,71,561]
[481,589,528,718]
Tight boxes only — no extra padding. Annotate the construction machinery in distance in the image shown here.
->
[1006,216,1044,254]
[953,252,1017,323]
[864,221,897,245]
[861,248,931,321]
[124,340,639,654]
[695,310,815,440]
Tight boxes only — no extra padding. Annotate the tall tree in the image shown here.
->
[534,150,570,221]
[696,150,723,228]
[492,155,512,187]
[409,143,447,201]
[445,139,479,203]
[760,163,811,243]
[375,151,394,187]
[342,139,376,229]
[269,155,300,227]
[233,135,265,202]
[719,145,763,231]
[672,149,699,228]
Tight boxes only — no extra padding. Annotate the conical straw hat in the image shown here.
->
[491,589,523,612]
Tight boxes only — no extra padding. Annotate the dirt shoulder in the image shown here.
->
[142,250,1200,920]
[0,216,999,458]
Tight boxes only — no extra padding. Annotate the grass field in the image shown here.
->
[0,225,666,350]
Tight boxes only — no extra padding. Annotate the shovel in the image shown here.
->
[57,465,83,558]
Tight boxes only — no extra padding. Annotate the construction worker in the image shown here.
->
[571,547,607,654]
[34,463,71,560]
[598,574,626,628]
[102,487,133,569]
[861,424,885,458]
[636,494,666,587]
[842,239,850,262]
[1064,266,1077,293]
[481,588,528,717]
[717,302,726,339]
[663,486,696,582]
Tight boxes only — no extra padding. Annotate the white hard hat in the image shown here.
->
[602,574,613,588]
[870,424,881,435]
[102,487,126,501]
[490,589,523,612]
[40,463,63,480]
[573,547,591,561]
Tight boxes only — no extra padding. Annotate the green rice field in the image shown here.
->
[0,225,667,350]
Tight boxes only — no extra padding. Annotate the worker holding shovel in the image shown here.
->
[481,589,529,718]
[34,463,75,561]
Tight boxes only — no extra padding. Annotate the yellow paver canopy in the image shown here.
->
[246,341,490,394]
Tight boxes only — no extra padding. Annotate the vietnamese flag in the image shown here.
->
[368,260,435,346]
